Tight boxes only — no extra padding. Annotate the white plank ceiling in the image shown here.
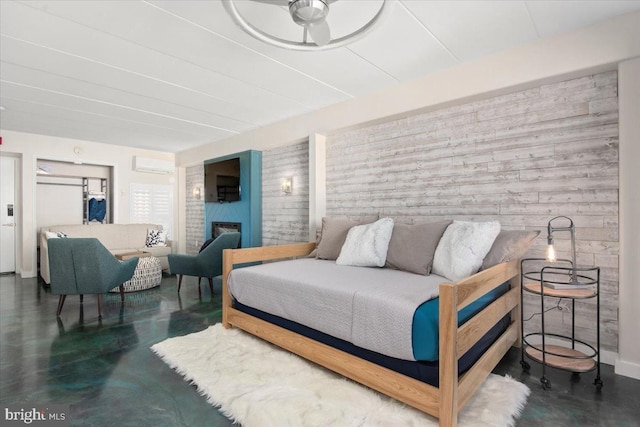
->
[1,0,639,153]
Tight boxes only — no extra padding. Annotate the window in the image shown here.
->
[130,184,173,238]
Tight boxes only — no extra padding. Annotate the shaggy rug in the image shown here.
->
[151,324,529,427]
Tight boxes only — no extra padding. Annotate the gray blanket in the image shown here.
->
[228,258,447,361]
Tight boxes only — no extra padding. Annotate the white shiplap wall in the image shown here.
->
[188,71,618,353]
[185,165,205,255]
[325,71,619,352]
[262,141,310,246]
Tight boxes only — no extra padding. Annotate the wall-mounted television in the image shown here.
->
[204,157,241,202]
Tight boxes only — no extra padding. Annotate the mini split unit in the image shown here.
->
[133,156,174,174]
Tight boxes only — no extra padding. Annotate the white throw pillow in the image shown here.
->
[432,221,501,282]
[146,228,167,247]
[45,231,68,239]
[336,218,395,267]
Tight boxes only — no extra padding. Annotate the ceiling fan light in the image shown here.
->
[289,0,329,26]
[308,20,331,46]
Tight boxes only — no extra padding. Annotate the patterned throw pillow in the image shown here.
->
[145,229,167,247]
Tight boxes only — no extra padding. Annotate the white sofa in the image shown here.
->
[40,223,172,284]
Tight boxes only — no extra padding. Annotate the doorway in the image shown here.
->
[0,156,17,274]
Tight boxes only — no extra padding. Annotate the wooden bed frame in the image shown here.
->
[222,242,521,427]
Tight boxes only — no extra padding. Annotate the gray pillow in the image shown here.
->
[385,220,452,275]
[316,216,377,260]
[307,227,322,258]
[481,229,541,270]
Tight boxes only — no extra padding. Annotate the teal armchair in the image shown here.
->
[48,238,138,317]
[168,232,241,297]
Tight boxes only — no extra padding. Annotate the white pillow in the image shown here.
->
[432,221,501,282]
[336,218,394,267]
[145,228,167,247]
[45,231,68,239]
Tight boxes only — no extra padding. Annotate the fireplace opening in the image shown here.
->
[212,222,242,247]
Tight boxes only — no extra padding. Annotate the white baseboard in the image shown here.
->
[20,269,36,279]
[600,349,617,366]
[614,358,640,380]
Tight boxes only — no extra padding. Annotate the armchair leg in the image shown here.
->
[198,277,202,299]
[208,278,214,296]
[177,275,183,292]
[56,295,67,316]
[119,285,125,302]
[80,294,84,303]
[97,294,103,319]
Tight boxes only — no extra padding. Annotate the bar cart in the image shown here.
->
[520,257,602,391]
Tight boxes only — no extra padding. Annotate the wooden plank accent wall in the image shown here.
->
[326,71,619,352]
[262,141,310,246]
[188,71,619,352]
[185,164,204,255]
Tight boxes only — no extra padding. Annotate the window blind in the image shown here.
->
[130,184,173,238]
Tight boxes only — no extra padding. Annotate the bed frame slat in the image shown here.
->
[224,242,315,264]
[455,260,519,310]
[457,287,519,356]
[458,322,519,408]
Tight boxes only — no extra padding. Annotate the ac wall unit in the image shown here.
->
[133,156,174,174]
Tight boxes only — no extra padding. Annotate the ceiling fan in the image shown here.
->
[253,0,335,46]
[222,0,389,51]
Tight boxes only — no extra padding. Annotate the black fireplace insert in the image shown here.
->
[212,222,241,247]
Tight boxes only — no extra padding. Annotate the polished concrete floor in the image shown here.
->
[1,273,639,426]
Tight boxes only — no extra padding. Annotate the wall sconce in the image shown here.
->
[193,187,201,200]
[546,215,578,283]
[281,177,293,194]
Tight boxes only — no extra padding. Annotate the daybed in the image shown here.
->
[222,219,535,427]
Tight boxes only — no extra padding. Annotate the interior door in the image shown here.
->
[0,156,16,273]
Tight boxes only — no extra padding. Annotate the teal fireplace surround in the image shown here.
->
[204,150,262,249]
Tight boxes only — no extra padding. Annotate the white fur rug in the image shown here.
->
[151,324,529,427]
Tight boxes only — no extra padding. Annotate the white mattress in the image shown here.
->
[227,258,448,360]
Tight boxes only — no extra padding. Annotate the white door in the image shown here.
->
[0,156,16,273]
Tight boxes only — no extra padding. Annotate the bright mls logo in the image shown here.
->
[2,405,69,426]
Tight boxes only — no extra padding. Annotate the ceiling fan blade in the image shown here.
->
[249,0,290,5]
[308,20,330,46]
